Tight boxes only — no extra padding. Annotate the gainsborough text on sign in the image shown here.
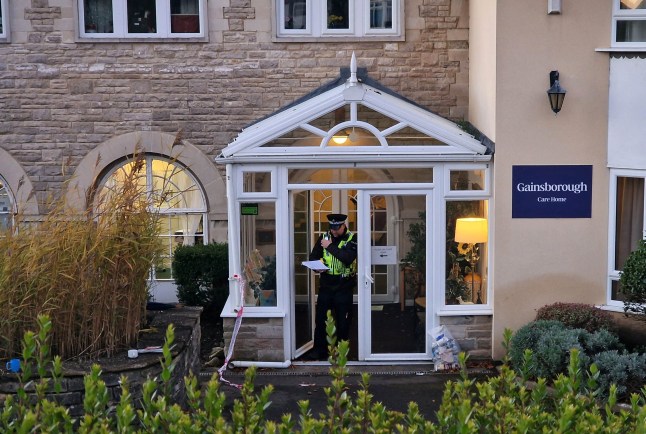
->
[512,165,592,218]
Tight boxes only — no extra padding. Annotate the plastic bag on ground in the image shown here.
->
[429,325,461,370]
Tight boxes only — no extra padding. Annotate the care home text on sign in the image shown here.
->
[512,165,592,218]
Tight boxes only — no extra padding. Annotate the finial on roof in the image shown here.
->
[348,52,358,86]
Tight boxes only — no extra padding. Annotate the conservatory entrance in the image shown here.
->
[217,56,493,365]
[289,168,432,361]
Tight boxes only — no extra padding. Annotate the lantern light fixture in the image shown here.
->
[547,70,566,115]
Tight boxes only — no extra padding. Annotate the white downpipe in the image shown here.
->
[230,360,292,369]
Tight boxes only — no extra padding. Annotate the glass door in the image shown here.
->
[292,190,315,357]
[358,190,429,360]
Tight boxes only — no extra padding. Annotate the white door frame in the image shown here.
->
[357,188,434,361]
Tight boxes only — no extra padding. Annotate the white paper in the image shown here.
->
[302,260,329,271]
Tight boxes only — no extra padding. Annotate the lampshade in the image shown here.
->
[454,218,488,244]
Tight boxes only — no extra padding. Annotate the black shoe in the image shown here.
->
[304,349,328,361]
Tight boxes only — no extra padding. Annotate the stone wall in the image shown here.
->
[0,306,202,417]
[223,317,285,362]
[440,315,492,359]
[0,0,469,202]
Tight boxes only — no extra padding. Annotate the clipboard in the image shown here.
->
[301,260,329,272]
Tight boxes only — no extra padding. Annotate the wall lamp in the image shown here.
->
[547,70,566,114]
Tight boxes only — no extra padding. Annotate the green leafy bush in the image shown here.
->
[439,347,646,432]
[4,317,646,433]
[620,239,646,316]
[535,302,616,332]
[173,242,229,312]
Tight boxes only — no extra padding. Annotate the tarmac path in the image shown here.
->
[201,363,496,423]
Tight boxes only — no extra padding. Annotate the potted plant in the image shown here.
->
[446,252,469,304]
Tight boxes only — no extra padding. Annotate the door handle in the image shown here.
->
[365,266,374,284]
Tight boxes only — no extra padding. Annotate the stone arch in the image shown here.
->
[67,131,228,242]
[0,147,39,217]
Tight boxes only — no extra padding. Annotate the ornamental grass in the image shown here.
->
[0,155,163,359]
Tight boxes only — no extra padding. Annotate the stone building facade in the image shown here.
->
[1,0,469,208]
[1,0,482,363]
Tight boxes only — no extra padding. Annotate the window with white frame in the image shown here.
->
[609,172,645,306]
[100,156,207,281]
[278,0,400,38]
[79,0,205,39]
[0,175,13,232]
[613,0,646,46]
[0,0,8,40]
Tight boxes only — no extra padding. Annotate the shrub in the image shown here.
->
[583,328,625,354]
[0,155,162,359]
[535,302,616,332]
[173,242,229,312]
[509,320,643,398]
[438,348,646,433]
[510,321,625,380]
[593,350,646,399]
[620,239,646,317]
[508,320,564,371]
[4,317,646,433]
[531,326,590,380]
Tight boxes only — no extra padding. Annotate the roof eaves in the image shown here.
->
[457,121,496,155]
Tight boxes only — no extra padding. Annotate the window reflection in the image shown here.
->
[100,156,207,281]
[170,0,200,33]
[241,202,277,306]
[284,0,306,29]
[327,0,349,29]
[243,172,272,193]
[450,170,485,191]
[370,0,392,29]
[127,0,157,33]
[84,0,114,33]
[0,177,12,232]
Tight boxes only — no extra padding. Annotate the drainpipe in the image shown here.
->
[230,360,292,369]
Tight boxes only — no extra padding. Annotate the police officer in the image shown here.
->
[307,213,357,360]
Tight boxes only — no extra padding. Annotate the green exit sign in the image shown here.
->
[241,203,258,215]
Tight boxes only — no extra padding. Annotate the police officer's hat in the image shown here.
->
[327,213,347,228]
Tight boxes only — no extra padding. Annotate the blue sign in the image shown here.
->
[512,165,592,218]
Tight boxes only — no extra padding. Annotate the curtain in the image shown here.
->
[615,177,645,270]
[84,0,114,33]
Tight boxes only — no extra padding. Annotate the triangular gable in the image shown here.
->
[219,58,493,163]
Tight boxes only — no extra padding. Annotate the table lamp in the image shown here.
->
[454,218,488,303]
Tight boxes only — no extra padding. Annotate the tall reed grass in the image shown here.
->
[0,155,163,359]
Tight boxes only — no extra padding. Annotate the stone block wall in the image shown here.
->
[0,0,470,202]
[223,317,285,362]
[0,307,202,417]
[440,315,492,359]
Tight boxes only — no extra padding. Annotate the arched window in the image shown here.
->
[100,156,207,281]
[0,175,13,231]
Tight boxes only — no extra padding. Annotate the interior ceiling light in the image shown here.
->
[332,134,348,145]
[622,0,644,9]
